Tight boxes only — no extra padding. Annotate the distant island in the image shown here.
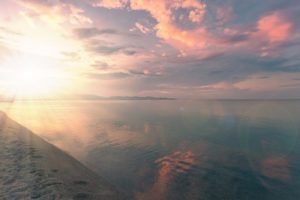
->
[73,95,176,101]
[0,95,176,101]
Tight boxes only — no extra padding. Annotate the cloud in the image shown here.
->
[0,27,21,61]
[221,29,250,44]
[62,51,81,60]
[135,22,150,34]
[0,42,11,62]
[89,0,129,9]
[215,4,234,24]
[130,0,210,50]
[86,67,162,81]
[280,82,300,88]
[240,10,297,57]
[0,26,23,36]
[73,27,118,39]
[86,72,131,80]
[129,69,162,77]
[256,12,293,43]
[198,82,238,91]
[91,61,110,70]
[238,55,300,73]
[119,47,300,97]
[85,40,139,56]
[89,0,295,59]
[123,49,137,55]
[85,0,299,59]
[88,44,123,55]
[6,0,299,98]
[16,0,92,25]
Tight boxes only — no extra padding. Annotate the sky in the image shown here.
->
[0,0,300,99]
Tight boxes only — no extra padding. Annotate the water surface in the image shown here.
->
[1,100,300,199]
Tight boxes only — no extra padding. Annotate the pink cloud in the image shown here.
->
[130,2,298,58]
[135,22,150,34]
[218,12,295,57]
[181,0,207,23]
[85,0,237,54]
[16,0,92,25]
[91,0,129,9]
[84,0,298,58]
[130,0,211,51]
[189,9,204,23]
[256,12,293,43]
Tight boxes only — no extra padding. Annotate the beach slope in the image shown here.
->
[0,111,126,200]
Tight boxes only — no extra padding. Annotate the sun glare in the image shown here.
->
[2,55,67,98]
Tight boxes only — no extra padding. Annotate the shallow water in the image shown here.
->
[1,100,300,199]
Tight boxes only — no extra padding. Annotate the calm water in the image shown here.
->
[1,100,300,199]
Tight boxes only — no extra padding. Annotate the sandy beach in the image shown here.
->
[0,111,126,200]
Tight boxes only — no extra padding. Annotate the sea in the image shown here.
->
[1,100,300,200]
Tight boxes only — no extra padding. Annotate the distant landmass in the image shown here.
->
[74,95,176,101]
[0,94,176,101]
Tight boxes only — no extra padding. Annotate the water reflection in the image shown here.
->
[261,156,290,182]
[136,150,195,200]
[1,100,300,199]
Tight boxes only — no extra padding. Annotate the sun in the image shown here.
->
[11,66,58,97]
[2,55,67,98]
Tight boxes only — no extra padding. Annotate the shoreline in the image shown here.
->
[0,111,126,199]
